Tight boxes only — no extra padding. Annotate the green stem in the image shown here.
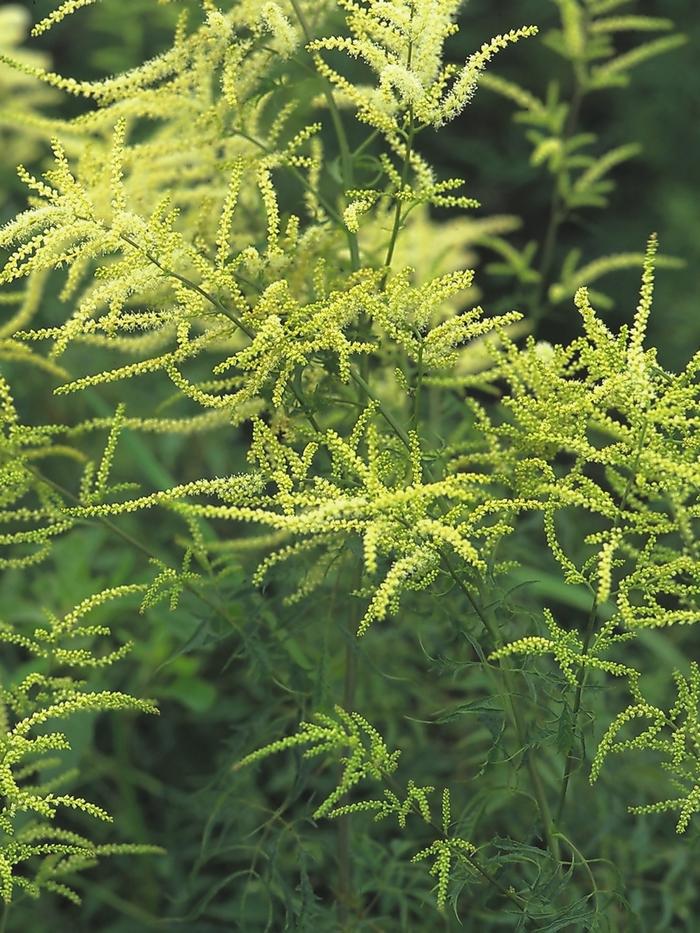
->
[231,125,347,229]
[556,415,648,822]
[554,831,599,913]
[287,16,379,887]
[288,0,360,271]
[533,66,585,319]
[27,466,234,628]
[383,112,415,275]
[125,225,401,446]
[119,232,322,431]
[412,337,424,427]
[337,564,361,927]
[384,10,415,276]
[116,233,253,339]
[554,410,651,834]
[444,557,560,861]
[348,369,411,451]
[136,240,389,445]
[555,597,598,824]
[352,128,380,159]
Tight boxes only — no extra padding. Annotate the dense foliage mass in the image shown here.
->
[0,1,698,930]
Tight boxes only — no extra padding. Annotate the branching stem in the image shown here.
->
[288,0,361,270]
[443,555,560,862]
[533,24,588,318]
[383,111,415,274]
[27,466,235,628]
[555,597,598,824]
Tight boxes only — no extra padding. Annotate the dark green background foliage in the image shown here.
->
[0,1,698,930]
[437,0,700,369]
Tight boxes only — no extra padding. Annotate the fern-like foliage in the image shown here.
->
[476,238,700,830]
[0,586,160,905]
[591,663,700,834]
[95,411,537,637]
[0,374,76,570]
[236,707,477,910]
[0,0,695,926]
[489,609,635,687]
[481,236,699,625]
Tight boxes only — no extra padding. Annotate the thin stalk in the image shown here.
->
[27,466,234,628]
[336,310,385,921]
[283,4,378,889]
[384,11,415,276]
[118,231,321,431]
[337,563,361,927]
[381,769,529,911]
[348,369,412,451]
[352,128,380,159]
[288,0,360,270]
[117,233,254,339]
[555,597,598,823]
[232,124,347,229]
[383,114,415,274]
[443,555,560,861]
[126,227,406,443]
[533,53,586,319]
[554,831,600,914]
[557,416,648,823]
[412,338,424,427]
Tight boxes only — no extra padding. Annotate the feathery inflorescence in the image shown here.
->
[0,0,695,922]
